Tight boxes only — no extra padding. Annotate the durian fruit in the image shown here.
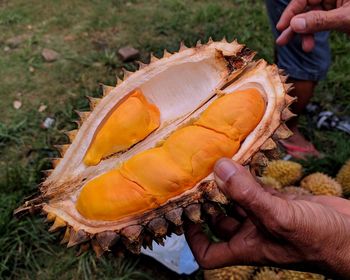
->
[14,39,294,255]
[301,172,342,196]
[204,266,255,280]
[280,270,325,280]
[253,267,281,280]
[263,160,302,186]
[282,186,311,196]
[336,159,350,196]
[258,176,282,190]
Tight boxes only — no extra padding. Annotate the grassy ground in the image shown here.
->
[0,0,349,279]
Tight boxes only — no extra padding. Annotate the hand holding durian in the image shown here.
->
[186,159,350,280]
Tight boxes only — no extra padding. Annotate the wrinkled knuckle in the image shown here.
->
[313,13,325,28]
[197,257,215,270]
[267,202,296,236]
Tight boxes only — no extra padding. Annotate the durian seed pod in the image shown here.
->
[300,172,342,196]
[204,266,255,280]
[263,160,303,186]
[280,269,325,280]
[281,186,312,196]
[336,159,350,197]
[253,267,280,280]
[258,176,282,190]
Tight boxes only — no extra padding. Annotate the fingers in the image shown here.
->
[185,223,235,269]
[290,8,349,33]
[276,0,314,31]
[276,26,295,46]
[214,159,291,230]
[209,213,242,240]
[301,34,315,52]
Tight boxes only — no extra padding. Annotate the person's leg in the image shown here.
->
[265,0,331,158]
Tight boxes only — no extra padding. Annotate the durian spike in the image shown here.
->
[54,144,70,157]
[202,202,222,217]
[281,108,296,121]
[46,212,56,222]
[67,229,90,248]
[142,234,153,250]
[91,239,104,258]
[147,218,168,238]
[208,36,213,43]
[74,110,91,123]
[76,243,90,257]
[179,41,188,51]
[280,74,288,83]
[221,36,228,43]
[278,68,286,76]
[64,129,78,143]
[154,236,165,246]
[260,138,277,151]
[86,96,101,110]
[251,152,269,168]
[150,53,159,63]
[204,182,229,204]
[184,204,203,223]
[122,68,133,80]
[173,225,184,236]
[51,158,61,169]
[60,226,71,244]
[163,49,172,58]
[284,83,294,92]
[285,94,297,106]
[135,60,147,69]
[273,123,293,140]
[96,231,120,251]
[164,208,183,226]
[42,169,53,177]
[48,216,66,232]
[116,76,123,86]
[263,148,281,160]
[101,84,115,96]
[121,225,144,254]
[196,40,202,47]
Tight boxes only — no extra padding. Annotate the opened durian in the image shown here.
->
[204,266,255,280]
[263,160,302,186]
[15,39,294,255]
[301,172,342,196]
[336,159,350,196]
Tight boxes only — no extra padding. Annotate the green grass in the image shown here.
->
[0,0,349,279]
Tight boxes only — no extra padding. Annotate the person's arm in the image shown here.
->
[276,0,350,51]
[185,158,350,279]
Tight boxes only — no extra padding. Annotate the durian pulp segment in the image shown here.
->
[83,89,160,166]
[76,88,266,221]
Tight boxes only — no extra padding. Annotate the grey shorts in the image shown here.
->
[265,0,331,81]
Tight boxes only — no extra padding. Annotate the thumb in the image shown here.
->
[214,158,290,228]
[290,8,348,33]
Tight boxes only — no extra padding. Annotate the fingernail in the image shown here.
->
[292,18,306,31]
[214,158,237,186]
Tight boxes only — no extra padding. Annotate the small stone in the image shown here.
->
[6,35,29,48]
[118,46,140,62]
[4,46,10,52]
[27,25,33,30]
[41,48,59,62]
[29,66,35,73]
[41,117,55,129]
[38,104,47,112]
[64,35,75,42]
[13,100,22,110]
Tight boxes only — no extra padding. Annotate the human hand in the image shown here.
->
[185,158,350,279]
[276,0,350,52]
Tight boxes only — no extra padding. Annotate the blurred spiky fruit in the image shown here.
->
[253,267,280,280]
[204,266,255,280]
[282,186,311,196]
[301,172,342,196]
[258,176,282,190]
[263,160,302,186]
[280,270,325,280]
[336,159,350,196]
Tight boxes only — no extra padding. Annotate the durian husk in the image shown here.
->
[204,266,255,280]
[301,172,342,196]
[280,269,325,280]
[258,176,282,190]
[15,39,295,255]
[253,267,281,280]
[263,160,302,187]
[336,159,350,196]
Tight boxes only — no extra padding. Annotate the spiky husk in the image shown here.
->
[15,39,294,255]
[253,267,280,280]
[258,176,282,190]
[204,266,255,280]
[301,172,342,196]
[336,159,350,196]
[263,160,302,186]
[280,270,325,280]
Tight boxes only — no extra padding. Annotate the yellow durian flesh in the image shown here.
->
[83,89,160,166]
[76,88,266,221]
